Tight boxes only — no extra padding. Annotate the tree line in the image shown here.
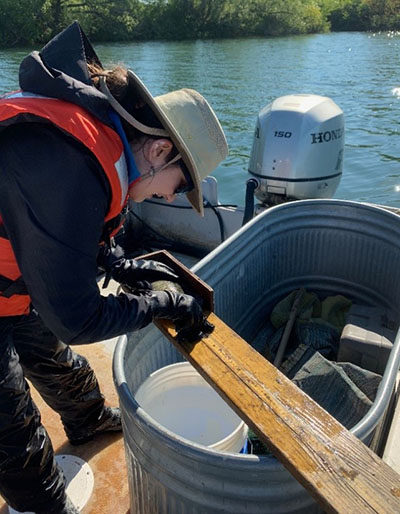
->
[1,0,400,48]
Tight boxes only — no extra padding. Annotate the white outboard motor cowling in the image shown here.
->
[248,94,344,205]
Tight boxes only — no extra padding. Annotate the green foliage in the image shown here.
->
[365,0,400,30]
[136,0,328,39]
[0,0,47,46]
[136,0,230,39]
[38,0,142,41]
[78,0,143,41]
[1,0,400,47]
[328,0,370,31]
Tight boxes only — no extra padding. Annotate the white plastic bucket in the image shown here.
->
[135,362,248,453]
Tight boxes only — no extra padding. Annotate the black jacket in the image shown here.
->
[0,23,154,344]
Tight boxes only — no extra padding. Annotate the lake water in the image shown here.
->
[1,31,400,207]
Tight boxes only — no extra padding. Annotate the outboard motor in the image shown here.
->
[243,94,344,224]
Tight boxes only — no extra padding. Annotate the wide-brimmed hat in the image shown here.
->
[100,70,228,216]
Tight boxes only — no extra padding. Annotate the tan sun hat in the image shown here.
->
[100,70,228,216]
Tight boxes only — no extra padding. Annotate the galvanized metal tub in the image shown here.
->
[113,199,400,514]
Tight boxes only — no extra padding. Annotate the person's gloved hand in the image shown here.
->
[97,243,125,270]
[148,290,214,342]
[120,281,153,295]
[97,244,178,290]
[113,258,179,285]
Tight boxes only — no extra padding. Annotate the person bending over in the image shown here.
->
[0,21,227,514]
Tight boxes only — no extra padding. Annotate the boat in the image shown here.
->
[3,94,400,513]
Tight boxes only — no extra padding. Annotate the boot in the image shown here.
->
[67,406,122,445]
[35,495,79,514]
[58,496,80,514]
[41,496,79,514]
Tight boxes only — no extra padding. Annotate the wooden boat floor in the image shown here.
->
[0,335,130,514]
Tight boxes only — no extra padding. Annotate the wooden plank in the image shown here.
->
[156,314,400,514]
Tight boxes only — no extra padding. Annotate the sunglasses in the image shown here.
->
[174,181,193,196]
[175,160,194,196]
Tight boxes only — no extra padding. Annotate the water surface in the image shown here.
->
[1,32,399,206]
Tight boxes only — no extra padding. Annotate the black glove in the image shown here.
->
[148,290,214,342]
[120,281,153,294]
[97,243,125,270]
[98,244,178,289]
[113,258,179,284]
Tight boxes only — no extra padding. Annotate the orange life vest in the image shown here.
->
[0,91,129,316]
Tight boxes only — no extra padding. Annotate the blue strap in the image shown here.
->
[109,109,141,184]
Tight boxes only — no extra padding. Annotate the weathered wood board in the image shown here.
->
[156,314,400,514]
